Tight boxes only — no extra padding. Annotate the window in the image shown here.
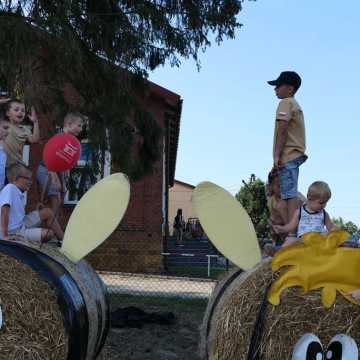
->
[63,140,111,205]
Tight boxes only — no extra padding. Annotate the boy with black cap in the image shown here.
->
[268,71,307,233]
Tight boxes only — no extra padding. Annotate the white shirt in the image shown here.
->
[297,205,326,238]
[0,184,26,237]
[0,146,7,191]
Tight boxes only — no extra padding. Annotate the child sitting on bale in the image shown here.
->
[0,163,63,244]
[0,112,10,191]
[273,181,336,246]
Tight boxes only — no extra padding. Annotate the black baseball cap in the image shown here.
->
[268,71,301,90]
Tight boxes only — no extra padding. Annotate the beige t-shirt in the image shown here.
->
[273,97,306,164]
[4,124,32,167]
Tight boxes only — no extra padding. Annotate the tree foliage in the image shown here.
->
[236,174,270,240]
[332,217,360,237]
[0,0,247,178]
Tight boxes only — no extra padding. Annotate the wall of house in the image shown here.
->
[25,86,170,274]
[168,182,196,234]
[85,161,164,273]
[76,98,166,273]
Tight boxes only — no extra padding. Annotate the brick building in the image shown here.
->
[27,81,182,273]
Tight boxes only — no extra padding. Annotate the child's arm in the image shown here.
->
[27,107,40,143]
[59,172,68,194]
[1,204,12,240]
[324,211,337,232]
[350,289,360,301]
[273,99,293,169]
[273,120,288,169]
[0,98,10,105]
[273,209,300,234]
[49,171,62,192]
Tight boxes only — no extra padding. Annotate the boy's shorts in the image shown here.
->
[36,163,60,197]
[279,155,307,200]
[10,211,42,242]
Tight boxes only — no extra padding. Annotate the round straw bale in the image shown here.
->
[201,259,360,360]
[34,242,110,359]
[0,240,109,359]
[0,252,68,359]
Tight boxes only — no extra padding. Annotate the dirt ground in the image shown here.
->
[98,295,207,360]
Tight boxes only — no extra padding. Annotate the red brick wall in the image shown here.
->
[86,159,165,273]
[27,89,167,274]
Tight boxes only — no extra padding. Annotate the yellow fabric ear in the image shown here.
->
[192,181,261,270]
[302,230,348,250]
[268,230,360,308]
[61,173,130,262]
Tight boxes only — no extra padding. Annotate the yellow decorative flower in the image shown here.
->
[268,230,360,308]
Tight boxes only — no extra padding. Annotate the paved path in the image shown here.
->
[99,272,217,299]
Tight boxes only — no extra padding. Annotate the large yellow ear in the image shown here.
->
[61,173,130,262]
[192,181,261,270]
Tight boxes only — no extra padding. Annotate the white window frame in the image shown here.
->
[23,145,30,203]
[23,145,30,166]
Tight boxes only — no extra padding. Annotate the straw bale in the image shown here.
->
[28,242,109,360]
[201,260,360,360]
[0,253,68,359]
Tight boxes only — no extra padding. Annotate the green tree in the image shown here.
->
[0,0,250,178]
[332,217,359,236]
[236,174,270,240]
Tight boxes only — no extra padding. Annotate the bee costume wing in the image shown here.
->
[61,173,130,262]
[192,181,261,270]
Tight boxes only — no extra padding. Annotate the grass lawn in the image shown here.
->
[101,293,209,360]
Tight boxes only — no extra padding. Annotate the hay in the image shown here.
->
[33,243,109,359]
[0,253,68,360]
[0,240,109,359]
[201,260,360,360]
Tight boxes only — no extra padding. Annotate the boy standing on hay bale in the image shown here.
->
[36,112,85,213]
[0,163,64,243]
[268,71,307,238]
[273,181,336,246]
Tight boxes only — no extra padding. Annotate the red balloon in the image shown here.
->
[43,133,81,172]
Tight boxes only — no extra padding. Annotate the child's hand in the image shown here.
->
[28,106,38,123]
[3,234,17,241]
[61,183,68,194]
[272,225,280,234]
[273,225,284,234]
[36,202,45,210]
[273,156,281,170]
[0,98,10,105]
[349,289,360,301]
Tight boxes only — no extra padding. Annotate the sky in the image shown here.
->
[150,0,360,226]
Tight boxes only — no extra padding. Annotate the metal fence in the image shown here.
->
[99,234,231,299]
